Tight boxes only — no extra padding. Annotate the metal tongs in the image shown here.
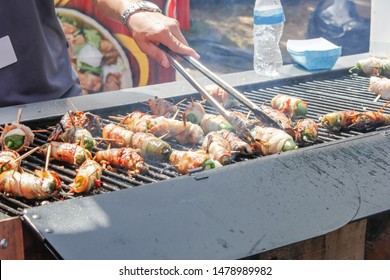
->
[160,46,283,143]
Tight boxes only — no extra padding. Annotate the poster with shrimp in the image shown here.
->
[54,0,190,95]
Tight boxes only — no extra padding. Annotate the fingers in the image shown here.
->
[159,31,200,60]
[129,13,199,68]
[137,40,170,68]
[137,35,199,69]
[164,21,200,59]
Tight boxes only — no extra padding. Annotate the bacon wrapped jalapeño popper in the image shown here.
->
[200,114,234,134]
[94,147,148,175]
[121,111,204,145]
[0,150,21,173]
[271,94,308,119]
[349,57,384,77]
[169,149,217,175]
[103,123,134,147]
[147,96,178,118]
[320,111,358,132]
[250,126,297,156]
[258,105,295,135]
[48,110,102,141]
[369,77,390,100]
[120,110,154,133]
[131,132,172,161]
[204,84,241,109]
[69,160,103,194]
[349,111,390,132]
[0,169,61,200]
[59,126,96,150]
[183,101,234,133]
[183,101,205,125]
[202,131,234,165]
[293,119,319,146]
[102,123,172,161]
[0,123,34,152]
[41,142,92,166]
[218,129,253,155]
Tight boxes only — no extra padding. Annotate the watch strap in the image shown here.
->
[120,1,162,25]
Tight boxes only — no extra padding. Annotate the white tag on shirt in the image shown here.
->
[0,36,18,69]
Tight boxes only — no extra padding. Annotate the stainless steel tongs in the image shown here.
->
[160,46,283,143]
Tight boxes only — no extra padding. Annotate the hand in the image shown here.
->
[126,12,200,68]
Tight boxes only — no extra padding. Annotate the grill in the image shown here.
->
[1,54,390,259]
[0,71,373,216]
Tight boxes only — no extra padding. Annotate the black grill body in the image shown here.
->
[1,53,390,259]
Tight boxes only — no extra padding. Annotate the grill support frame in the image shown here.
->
[22,130,390,259]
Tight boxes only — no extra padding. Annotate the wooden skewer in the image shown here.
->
[80,133,85,148]
[172,109,180,120]
[96,139,105,146]
[95,137,125,147]
[79,134,90,161]
[95,137,116,141]
[175,98,187,106]
[13,146,40,163]
[16,107,23,125]
[32,129,50,133]
[109,115,124,121]
[68,111,76,127]
[378,99,390,113]
[182,114,187,127]
[67,98,79,112]
[158,132,170,140]
[45,144,52,171]
[373,95,381,103]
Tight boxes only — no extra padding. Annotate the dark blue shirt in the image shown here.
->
[0,0,81,107]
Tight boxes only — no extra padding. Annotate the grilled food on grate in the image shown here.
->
[119,110,204,145]
[41,142,92,166]
[102,123,172,161]
[0,150,21,173]
[94,147,148,175]
[169,149,219,175]
[320,110,390,132]
[0,169,61,200]
[69,159,103,194]
[271,94,308,120]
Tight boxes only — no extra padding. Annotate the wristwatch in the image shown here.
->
[120,1,162,25]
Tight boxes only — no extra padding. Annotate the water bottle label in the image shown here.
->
[254,8,285,25]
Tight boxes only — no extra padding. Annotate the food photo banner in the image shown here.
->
[54,0,190,95]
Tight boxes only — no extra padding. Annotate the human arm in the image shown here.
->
[92,0,199,68]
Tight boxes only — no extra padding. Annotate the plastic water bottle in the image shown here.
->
[253,0,285,77]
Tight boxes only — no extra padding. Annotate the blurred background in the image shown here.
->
[55,0,372,89]
[183,0,371,76]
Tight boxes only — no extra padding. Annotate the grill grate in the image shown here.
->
[1,73,388,216]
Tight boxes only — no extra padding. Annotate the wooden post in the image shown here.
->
[249,219,367,260]
[365,211,390,259]
[0,217,24,260]
[324,219,366,259]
